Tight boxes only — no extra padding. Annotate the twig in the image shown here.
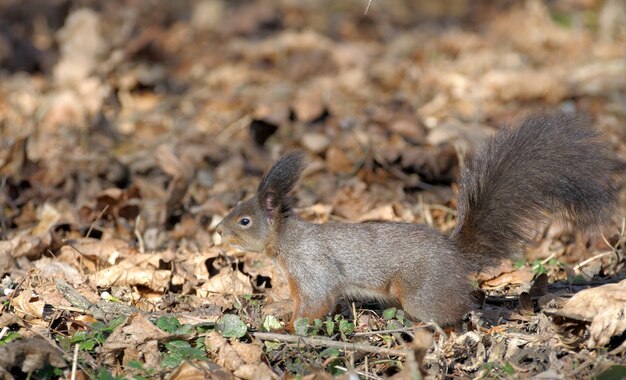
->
[571,357,595,376]
[216,115,251,144]
[71,344,79,380]
[134,215,144,253]
[253,332,407,357]
[540,252,556,265]
[354,327,415,336]
[31,329,96,372]
[54,305,92,314]
[334,365,382,380]
[364,0,373,15]
[573,251,616,272]
[86,204,109,238]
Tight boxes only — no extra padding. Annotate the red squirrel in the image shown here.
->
[216,112,625,331]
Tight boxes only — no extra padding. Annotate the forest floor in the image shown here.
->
[1,0,625,379]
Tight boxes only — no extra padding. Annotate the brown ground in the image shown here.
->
[0,0,625,378]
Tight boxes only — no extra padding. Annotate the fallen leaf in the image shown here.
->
[560,279,626,348]
[0,336,66,377]
[200,269,253,296]
[90,265,171,292]
[10,289,46,319]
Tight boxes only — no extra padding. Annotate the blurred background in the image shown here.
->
[1,0,625,254]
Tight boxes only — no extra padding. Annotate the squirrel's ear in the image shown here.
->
[257,151,305,222]
[261,191,278,223]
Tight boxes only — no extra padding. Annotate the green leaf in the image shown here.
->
[597,365,626,380]
[327,358,344,376]
[108,316,126,330]
[513,258,526,269]
[165,340,192,351]
[70,331,88,343]
[325,318,335,335]
[175,324,195,335]
[79,339,97,351]
[162,352,184,368]
[264,341,282,351]
[216,314,247,338]
[395,309,405,323]
[156,315,182,333]
[310,318,323,336]
[126,361,144,370]
[382,307,397,320]
[194,322,215,333]
[0,331,20,346]
[502,362,515,375]
[194,336,206,350]
[382,335,393,345]
[548,258,560,267]
[294,318,310,336]
[262,315,282,331]
[96,367,116,380]
[320,347,341,358]
[338,319,354,335]
[386,320,404,330]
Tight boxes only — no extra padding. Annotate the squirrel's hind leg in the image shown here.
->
[398,283,472,327]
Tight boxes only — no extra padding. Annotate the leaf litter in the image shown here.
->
[0,0,625,378]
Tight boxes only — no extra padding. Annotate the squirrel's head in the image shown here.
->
[216,151,305,253]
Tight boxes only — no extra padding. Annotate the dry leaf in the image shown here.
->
[560,279,626,348]
[206,331,243,370]
[301,132,331,154]
[90,265,171,292]
[10,289,46,319]
[482,267,534,288]
[167,359,233,380]
[103,314,170,353]
[0,336,66,377]
[199,269,253,296]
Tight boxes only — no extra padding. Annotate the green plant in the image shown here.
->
[68,316,126,351]
[155,315,194,335]
[216,314,247,338]
[0,331,20,346]
[161,340,206,368]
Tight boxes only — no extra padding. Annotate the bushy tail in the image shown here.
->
[452,112,625,266]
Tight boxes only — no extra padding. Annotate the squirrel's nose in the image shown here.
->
[216,223,223,236]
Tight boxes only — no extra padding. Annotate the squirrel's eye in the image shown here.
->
[239,218,251,226]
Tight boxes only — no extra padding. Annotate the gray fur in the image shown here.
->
[453,112,625,269]
[217,112,624,327]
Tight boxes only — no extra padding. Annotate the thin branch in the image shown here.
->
[573,250,616,273]
[253,332,407,357]
[86,204,109,238]
[334,365,382,379]
[134,215,145,253]
[354,327,415,336]
[71,344,79,380]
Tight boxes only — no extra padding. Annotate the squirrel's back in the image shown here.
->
[452,112,625,268]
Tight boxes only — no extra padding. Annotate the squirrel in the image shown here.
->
[216,112,625,331]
